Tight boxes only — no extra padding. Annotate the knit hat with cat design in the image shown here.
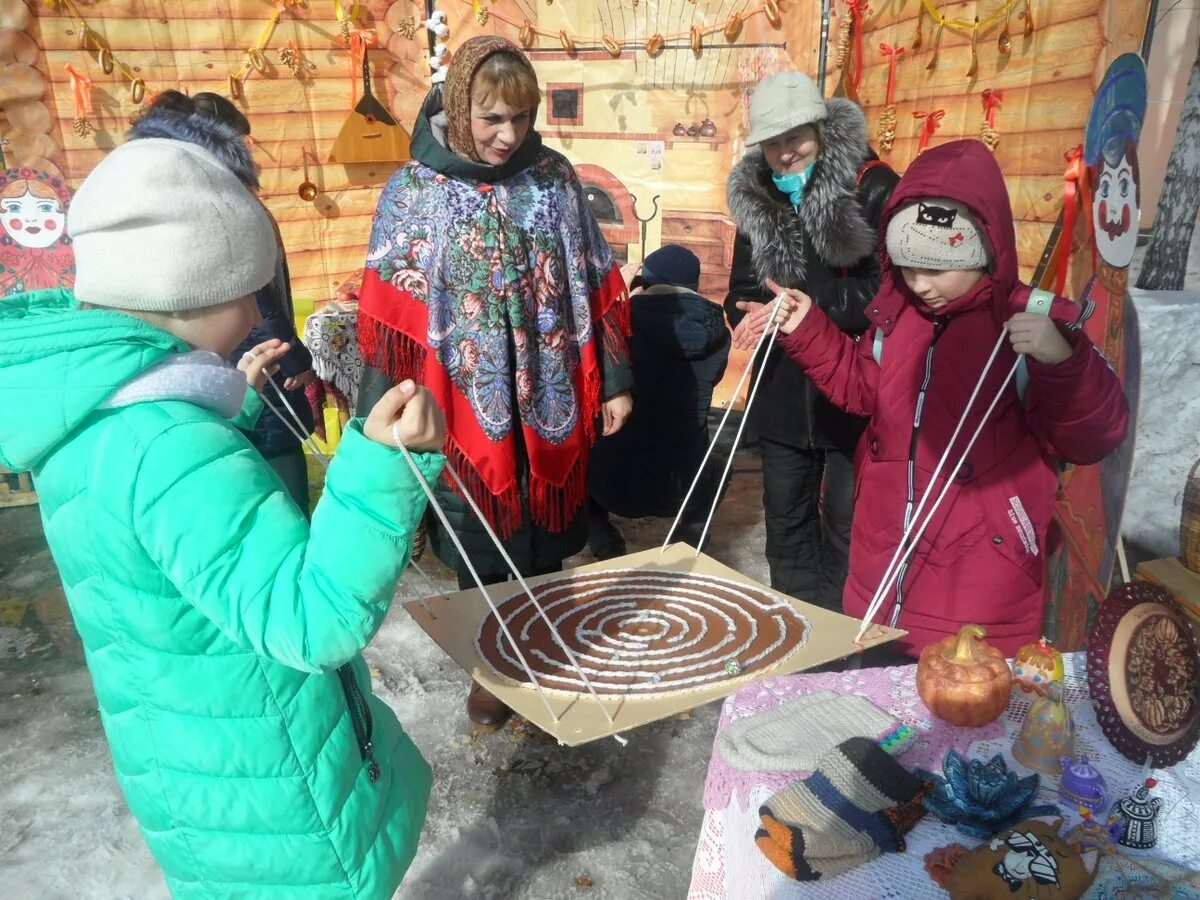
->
[885,197,989,271]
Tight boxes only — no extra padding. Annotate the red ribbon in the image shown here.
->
[1056,144,1090,295]
[347,28,377,107]
[880,43,905,106]
[982,89,1003,129]
[913,109,944,154]
[64,64,94,117]
[847,0,870,93]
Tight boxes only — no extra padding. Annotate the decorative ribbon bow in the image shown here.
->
[847,0,870,93]
[64,64,94,117]
[880,42,905,106]
[913,108,945,154]
[1056,145,1090,295]
[347,28,377,107]
[982,89,1003,129]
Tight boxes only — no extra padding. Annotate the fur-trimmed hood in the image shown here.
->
[727,98,876,288]
[127,107,259,190]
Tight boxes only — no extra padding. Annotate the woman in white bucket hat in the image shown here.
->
[724,71,898,611]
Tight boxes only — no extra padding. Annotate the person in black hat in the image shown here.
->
[588,244,732,557]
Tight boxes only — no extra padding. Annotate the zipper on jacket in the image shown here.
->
[890,317,950,626]
[337,663,381,784]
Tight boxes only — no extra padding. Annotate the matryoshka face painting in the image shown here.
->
[1091,149,1139,269]
[1,189,66,250]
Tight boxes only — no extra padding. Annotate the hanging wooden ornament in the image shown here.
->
[980,89,1002,151]
[64,64,93,138]
[878,43,905,151]
[926,16,945,71]
[998,1,1013,54]
[328,47,412,164]
[966,16,979,77]
[1023,0,1035,37]
[913,108,945,154]
[724,14,743,42]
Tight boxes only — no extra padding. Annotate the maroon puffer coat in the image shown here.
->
[778,140,1129,656]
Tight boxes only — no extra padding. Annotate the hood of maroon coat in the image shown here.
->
[873,140,1019,327]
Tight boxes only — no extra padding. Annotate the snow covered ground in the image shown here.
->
[2,231,1197,899]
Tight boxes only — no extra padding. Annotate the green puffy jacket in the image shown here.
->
[0,289,444,899]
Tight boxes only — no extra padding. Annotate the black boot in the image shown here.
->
[587,498,627,560]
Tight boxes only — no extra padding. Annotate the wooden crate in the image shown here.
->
[1135,557,1200,629]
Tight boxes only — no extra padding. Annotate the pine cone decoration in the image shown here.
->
[980,123,1000,152]
[396,17,417,39]
[835,14,853,68]
[72,116,93,138]
[878,105,897,151]
[476,7,489,25]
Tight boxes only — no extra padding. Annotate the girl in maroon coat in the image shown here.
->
[736,140,1129,656]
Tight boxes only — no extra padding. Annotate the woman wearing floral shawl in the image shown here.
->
[356,36,633,729]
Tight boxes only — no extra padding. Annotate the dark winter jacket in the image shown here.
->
[725,98,899,450]
[590,284,731,518]
[778,140,1130,656]
[230,230,315,458]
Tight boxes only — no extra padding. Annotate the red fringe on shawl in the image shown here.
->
[356,263,631,541]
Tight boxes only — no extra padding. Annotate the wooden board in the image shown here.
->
[1136,557,1200,629]
[403,543,905,746]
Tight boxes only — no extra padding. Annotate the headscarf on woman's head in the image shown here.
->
[442,35,539,162]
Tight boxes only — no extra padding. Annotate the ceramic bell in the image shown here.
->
[1059,756,1108,813]
[1108,779,1162,849]
[1012,637,1065,697]
[1012,680,1073,774]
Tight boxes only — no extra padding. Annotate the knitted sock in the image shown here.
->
[755,737,930,882]
[719,691,911,772]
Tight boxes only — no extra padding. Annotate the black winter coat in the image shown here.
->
[590,284,730,518]
[230,229,315,458]
[724,98,899,451]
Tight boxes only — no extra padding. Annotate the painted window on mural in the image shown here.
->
[546,83,583,126]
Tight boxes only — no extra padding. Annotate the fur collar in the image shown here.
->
[101,350,247,419]
[726,98,876,287]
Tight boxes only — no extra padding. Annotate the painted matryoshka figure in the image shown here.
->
[0,167,75,296]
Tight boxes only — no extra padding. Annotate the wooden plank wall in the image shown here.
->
[21,0,434,302]
[837,0,1150,282]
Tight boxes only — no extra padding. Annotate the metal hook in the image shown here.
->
[629,193,660,264]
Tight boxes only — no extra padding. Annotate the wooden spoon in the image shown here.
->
[998,2,1012,55]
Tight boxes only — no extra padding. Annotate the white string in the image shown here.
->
[662,293,789,552]
[855,353,1021,642]
[857,327,1010,633]
[390,423,561,724]
[694,307,788,557]
[442,465,617,729]
[262,376,330,469]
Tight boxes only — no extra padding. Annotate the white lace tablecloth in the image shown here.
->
[688,653,1200,899]
[302,304,363,409]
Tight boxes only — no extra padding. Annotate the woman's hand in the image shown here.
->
[602,391,633,436]
[284,370,316,392]
[1008,313,1072,365]
[731,279,813,351]
[238,339,290,392]
[364,380,446,453]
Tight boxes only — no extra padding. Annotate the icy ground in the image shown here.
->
[2,232,1198,899]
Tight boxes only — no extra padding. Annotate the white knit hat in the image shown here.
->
[885,198,990,271]
[746,72,827,146]
[69,138,277,312]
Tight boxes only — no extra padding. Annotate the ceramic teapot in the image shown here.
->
[1059,756,1108,813]
[1108,779,1162,849]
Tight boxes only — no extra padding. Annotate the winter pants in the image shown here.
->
[759,439,855,611]
[266,448,311,519]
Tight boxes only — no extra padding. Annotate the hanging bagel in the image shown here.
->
[646,33,665,56]
[690,26,702,54]
[559,30,576,55]
[765,0,782,29]
[602,34,622,58]
[724,14,743,42]
[130,78,146,105]
[519,19,536,48]
[227,74,243,101]
[248,47,267,73]
[98,47,114,75]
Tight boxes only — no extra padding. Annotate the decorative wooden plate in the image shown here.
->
[1087,582,1200,766]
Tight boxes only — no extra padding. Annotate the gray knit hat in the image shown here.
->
[746,72,828,146]
[885,198,989,271]
[68,138,277,312]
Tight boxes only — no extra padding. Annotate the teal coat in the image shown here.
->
[0,290,444,899]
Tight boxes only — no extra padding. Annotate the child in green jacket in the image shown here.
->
[0,137,446,898]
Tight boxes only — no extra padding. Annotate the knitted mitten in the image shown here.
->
[719,691,911,772]
[755,737,930,881]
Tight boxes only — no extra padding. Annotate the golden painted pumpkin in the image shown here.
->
[917,624,1012,726]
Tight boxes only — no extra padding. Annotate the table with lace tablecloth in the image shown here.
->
[688,653,1200,899]
[302,303,363,410]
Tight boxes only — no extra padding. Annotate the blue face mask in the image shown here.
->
[772,163,816,209]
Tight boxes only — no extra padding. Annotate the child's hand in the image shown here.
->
[364,380,446,453]
[1007,313,1072,365]
[732,280,812,351]
[238,339,290,392]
